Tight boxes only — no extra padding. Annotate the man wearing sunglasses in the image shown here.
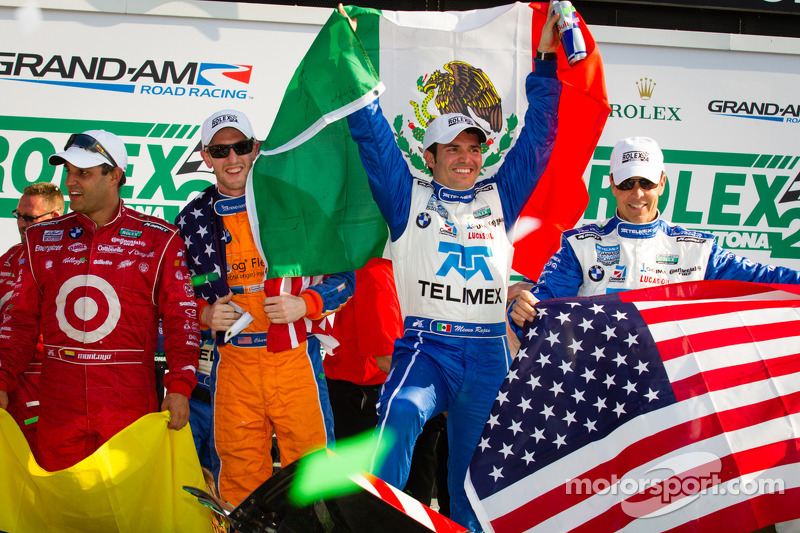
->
[0,183,64,452]
[177,109,353,506]
[510,136,800,327]
[0,129,200,471]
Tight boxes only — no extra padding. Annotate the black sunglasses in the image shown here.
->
[13,209,56,223]
[616,178,659,191]
[204,139,255,159]
[65,133,119,169]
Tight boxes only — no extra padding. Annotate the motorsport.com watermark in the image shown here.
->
[564,452,785,518]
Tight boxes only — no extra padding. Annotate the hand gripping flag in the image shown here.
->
[247,2,608,279]
[467,280,800,533]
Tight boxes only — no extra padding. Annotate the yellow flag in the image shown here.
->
[0,410,212,532]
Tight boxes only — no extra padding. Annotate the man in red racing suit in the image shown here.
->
[0,130,198,471]
[0,182,65,451]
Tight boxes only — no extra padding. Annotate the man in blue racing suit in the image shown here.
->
[346,11,562,531]
[510,136,800,330]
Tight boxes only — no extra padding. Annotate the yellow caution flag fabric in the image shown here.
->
[0,410,212,533]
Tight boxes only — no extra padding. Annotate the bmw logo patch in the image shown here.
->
[588,264,604,282]
[69,226,83,239]
[416,212,431,229]
[221,229,232,244]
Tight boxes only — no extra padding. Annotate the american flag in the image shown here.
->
[467,280,800,532]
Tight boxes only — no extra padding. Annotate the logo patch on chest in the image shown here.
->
[588,264,605,282]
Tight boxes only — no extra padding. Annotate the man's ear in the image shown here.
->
[200,150,213,169]
[423,149,435,170]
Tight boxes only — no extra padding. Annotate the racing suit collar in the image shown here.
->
[74,199,125,233]
[614,210,664,239]
[432,180,475,203]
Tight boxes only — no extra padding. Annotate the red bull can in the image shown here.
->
[551,1,587,66]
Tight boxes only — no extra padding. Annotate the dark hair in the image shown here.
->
[99,163,126,189]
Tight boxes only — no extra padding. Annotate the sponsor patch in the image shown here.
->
[35,244,62,252]
[595,244,620,266]
[610,265,627,282]
[143,221,171,233]
[68,242,88,253]
[416,212,431,229]
[97,244,124,254]
[69,226,83,239]
[119,228,143,238]
[111,237,146,247]
[676,236,708,244]
[439,220,457,238]
[656,254,679,264]
[473,206,491,219]
[42,230,64,242]
[588,264,604,282]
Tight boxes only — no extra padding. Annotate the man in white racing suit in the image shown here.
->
[345,7,563,530]
[510,136,800,329]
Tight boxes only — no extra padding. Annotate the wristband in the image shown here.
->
[535,50,557,61]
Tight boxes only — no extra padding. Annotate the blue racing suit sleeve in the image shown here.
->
[496,59,562,229]
[305,271,356,317]
[347,103,412,242]
[705,244,800,284]
[531,234,585,300]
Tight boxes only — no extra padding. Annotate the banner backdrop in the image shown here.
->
[585,30,800,270]
[0,1,326,237]
[0,1,798,271]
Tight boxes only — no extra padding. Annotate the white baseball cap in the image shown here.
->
[201,109,255,147]
[609,136,665,185]
[49,129,128,174]
[422,113,487,152]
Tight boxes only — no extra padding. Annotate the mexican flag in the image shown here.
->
[247,2,609,280]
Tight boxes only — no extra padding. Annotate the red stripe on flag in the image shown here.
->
[671,352,800,401]
[664,487,800,533]
[489,390,800,532]
[618,280,799,304]
[637,298,800,325]
[655,320,800,363]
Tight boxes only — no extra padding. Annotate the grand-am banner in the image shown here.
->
[0,0,327,243]
[0,1,798,271]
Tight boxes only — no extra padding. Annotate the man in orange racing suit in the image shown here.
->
[177,109,354,506]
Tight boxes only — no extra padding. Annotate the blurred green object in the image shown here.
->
[289,428,395,506]
[190,272,220,287]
